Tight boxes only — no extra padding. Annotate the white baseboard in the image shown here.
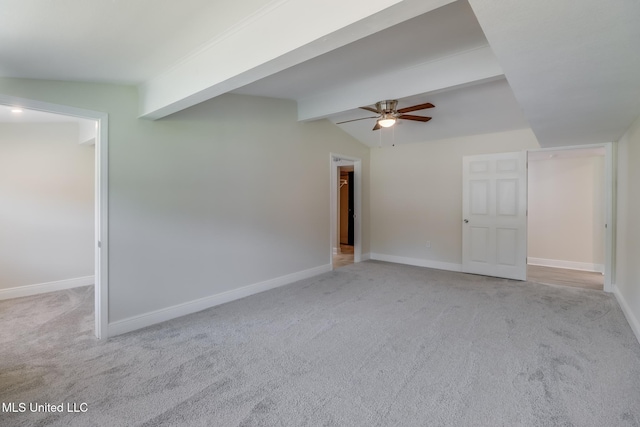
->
[108,263,332,337]
[369,253,462,272]
[0,276,94,300]
[613,284,640,345]
[360,252,371,261]
[527,257,604,273]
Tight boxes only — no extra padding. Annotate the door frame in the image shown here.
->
[0,94,109,338]
[526,142,614,292]
[330,153,362,267]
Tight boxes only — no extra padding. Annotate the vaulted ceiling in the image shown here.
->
[1,0,639,148]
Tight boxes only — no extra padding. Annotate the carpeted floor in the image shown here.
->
[1,261,639,426]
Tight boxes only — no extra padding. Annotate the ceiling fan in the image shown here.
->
[336,100,434,131]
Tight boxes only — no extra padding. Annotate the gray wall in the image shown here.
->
[3,77,638,343]
[0,79,370,324]
[0,123,94,289]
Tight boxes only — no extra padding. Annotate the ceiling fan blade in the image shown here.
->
[336,116,378,124]
[360,106,379,113]
[397,103,435,114]
[398,114,432,122]
[372,122,381,131]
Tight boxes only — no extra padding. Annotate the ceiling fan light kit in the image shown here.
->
[378,114,396,128]
[336,99,434,131]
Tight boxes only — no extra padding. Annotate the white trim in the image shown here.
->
[330,153,362,268]
[0,276,94,301]
[527,257,604,273]
[604,142,614,292]
[369,253,462,272]
[613,285,640,345]
[95,112,109,340]
[108,263,332,337]
[361,252,371,261]
[0,94,109,339]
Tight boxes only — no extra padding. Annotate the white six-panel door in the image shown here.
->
[462,152,527,281]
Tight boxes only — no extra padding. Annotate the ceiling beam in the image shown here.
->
[297,45,504,121]
[137,0,456,119]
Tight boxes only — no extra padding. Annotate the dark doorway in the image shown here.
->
[347,171,354,245]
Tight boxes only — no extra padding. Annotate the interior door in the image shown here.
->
[462,151,527,280]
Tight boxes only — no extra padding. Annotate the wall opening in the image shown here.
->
[330,154,362,269]
[0,95,108,338]
[527,146,607,291]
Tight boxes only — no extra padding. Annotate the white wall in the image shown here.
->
[0,123,94,290]
[0,79,370,330]
[528,155,605,271]
[370,128,540,268]
[615,114,640,341]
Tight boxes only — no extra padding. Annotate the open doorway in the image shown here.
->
[330,154,362,270]
[335,165,355,268]
[0,95,108,338]
[527,146,607,291]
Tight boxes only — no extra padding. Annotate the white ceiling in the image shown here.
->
[0,104,97,144]
[1,0,639,148]
[0,0,275,84]
[0,104,80,123]
[233,1,488,101]
[231,0,530,147]
[327,78,529,147]
[470,0,640,147]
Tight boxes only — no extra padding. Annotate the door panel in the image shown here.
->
[463,152,527,280]
[470,180,489,215]
[497,179,518,216]
[470,227,490,263]
[470,160,490,173]
[497,158,519,172]
[496,227,518,265]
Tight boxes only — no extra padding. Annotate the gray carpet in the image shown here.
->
[1,261,639,426]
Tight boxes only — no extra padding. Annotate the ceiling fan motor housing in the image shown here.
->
[376,100,398,114]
